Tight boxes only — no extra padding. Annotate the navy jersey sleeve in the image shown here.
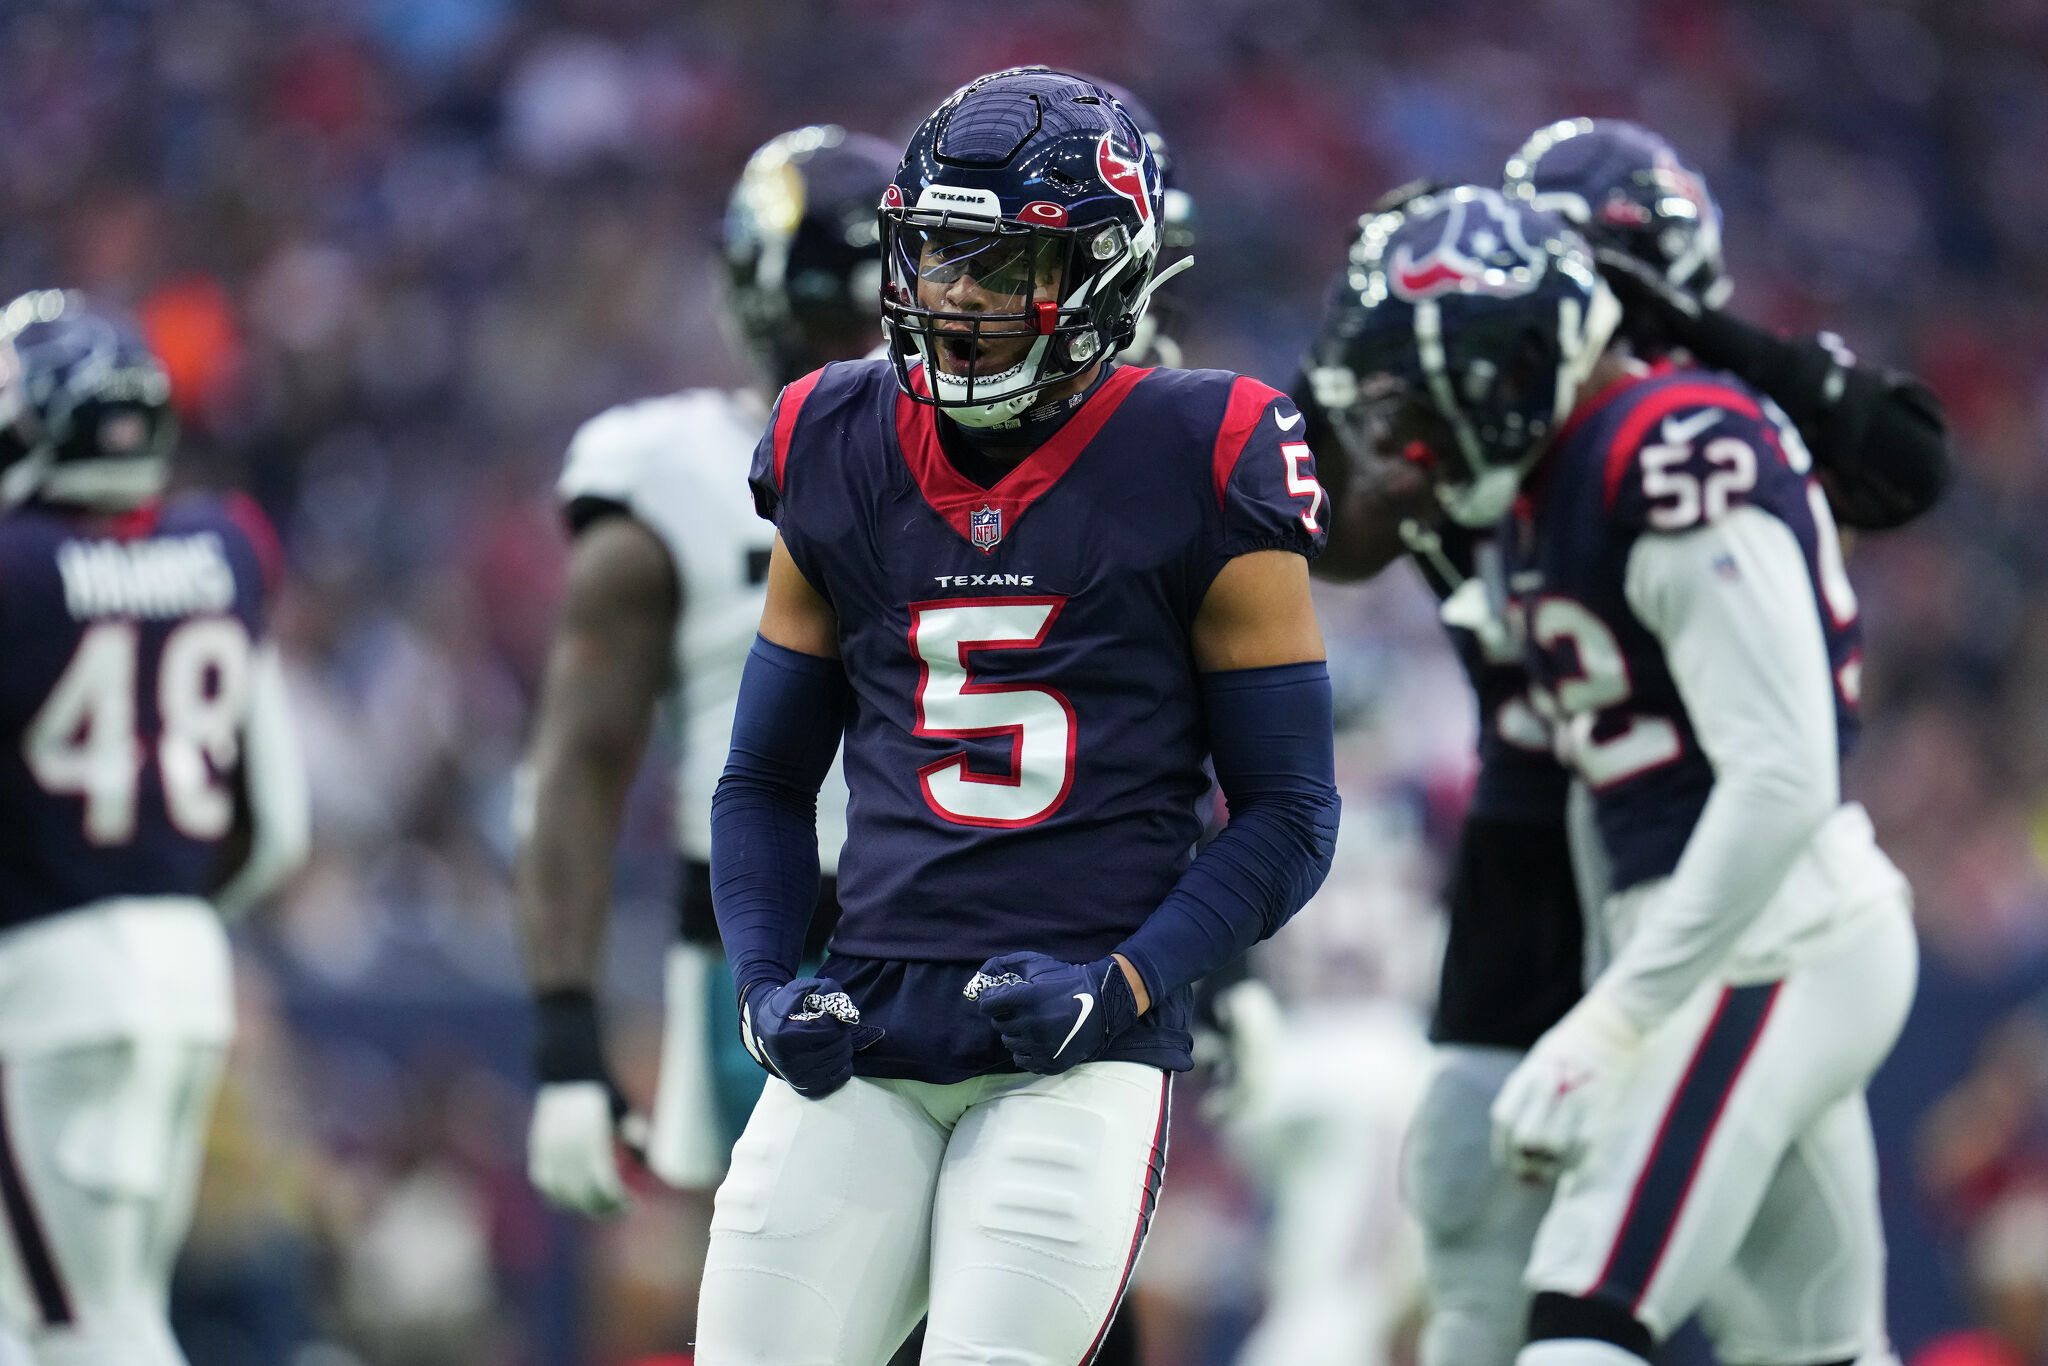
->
[1209,377,1329,562]
[1603,376,1802,536]
[748,369,830,526]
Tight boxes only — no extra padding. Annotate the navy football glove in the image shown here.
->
[739,977,882,1100]
[968,952,1140,1075]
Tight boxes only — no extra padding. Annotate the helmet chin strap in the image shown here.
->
[1552,279,1623,425]
[926,335,1053,428]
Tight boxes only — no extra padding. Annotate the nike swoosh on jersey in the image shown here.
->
[1658,407,1724,446]
[1275,410,1304,431]
[1054,992,1095,1058]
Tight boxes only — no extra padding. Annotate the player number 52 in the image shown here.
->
[1641,434,1758,531]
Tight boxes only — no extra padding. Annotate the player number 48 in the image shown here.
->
[24,618,252,845]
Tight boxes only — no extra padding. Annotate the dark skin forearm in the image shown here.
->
[1314,476,1423,581]
[1303,419,1435,583]
[517,515,681,992]
[1289,383,1434,582]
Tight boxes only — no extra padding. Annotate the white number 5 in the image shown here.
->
[1282,441,1325,533]
[910,598,1075,827]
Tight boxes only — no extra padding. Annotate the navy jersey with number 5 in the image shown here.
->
[1513,367,1862,892]
[1,494,276,929]
[750,357,1325,1081]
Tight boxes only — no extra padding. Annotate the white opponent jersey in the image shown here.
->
[558,389,849,870]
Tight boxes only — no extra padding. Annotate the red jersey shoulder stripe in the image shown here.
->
[222,490,286,600]
[1211,376,1289,509]
[105,498,164,542]
[772,368,829,494]
[1602,379,1764,510]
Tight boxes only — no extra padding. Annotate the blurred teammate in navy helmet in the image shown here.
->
[1331,188,1913,1366]
[0,290,307,1366]
[1508,117,1950,530]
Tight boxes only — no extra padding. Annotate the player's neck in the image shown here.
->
[940,361,1110,468]
[1571,346,1638,421]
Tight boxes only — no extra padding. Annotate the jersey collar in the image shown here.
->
[894,363,1150,554]
[1525,363,1658,506]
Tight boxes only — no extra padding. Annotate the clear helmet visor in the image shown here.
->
[883,215,1089,426]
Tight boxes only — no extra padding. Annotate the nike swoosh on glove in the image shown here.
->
[969,952,1139,1075]
[1491,990,1643,1184]
[739,977,883,1100]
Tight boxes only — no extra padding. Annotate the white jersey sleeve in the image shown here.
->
[1596,505,1879,1030]
[559,390,849,871]
[212,643,311,919]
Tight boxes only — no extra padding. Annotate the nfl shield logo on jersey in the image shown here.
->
[970,504,1003,553]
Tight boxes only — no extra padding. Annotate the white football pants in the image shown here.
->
[0,1040,224,1366]
[1527,895,1916,1362]
[695,1061,1170,1366]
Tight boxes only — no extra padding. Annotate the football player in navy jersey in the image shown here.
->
[1322,186,1914,1366]
[0,291,308,1366]
[519,125,895,1215]
[1300,122,1950,1366]
[674,68,1338,1365]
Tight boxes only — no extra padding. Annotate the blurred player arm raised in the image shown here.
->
[1593,506,1840,1031]
[1111,549,1340,1013]
[516,513,680,991]
[211,642,311,918]
[1598,247,1952,530]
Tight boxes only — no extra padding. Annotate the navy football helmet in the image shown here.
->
[880,67,1172,427]
[0,290,176,513]
[1504,118,1729,306]
[1303,187,1619,527]
[724,125,900,390]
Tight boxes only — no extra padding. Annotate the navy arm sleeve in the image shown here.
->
[1115,661,1340,1004]
[709,637,849,1000]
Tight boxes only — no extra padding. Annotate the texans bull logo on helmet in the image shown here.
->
[1389,188,1551,303]
[1095,131,1154,229]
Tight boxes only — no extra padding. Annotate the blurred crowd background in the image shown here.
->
[6,0,2048,1362]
